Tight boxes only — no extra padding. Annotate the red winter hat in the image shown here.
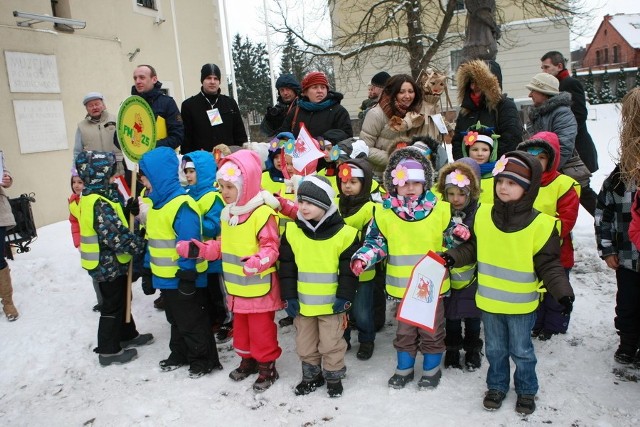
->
[301,72,329,92]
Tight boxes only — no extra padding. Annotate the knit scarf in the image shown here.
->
[479,161,496,178]
[557,69,570,81]
[221,190,280,226]
[297,97,337,112]
[382,191,437,221]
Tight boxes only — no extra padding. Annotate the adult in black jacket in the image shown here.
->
[541,51,599,173]
[276,71,353,139]
[180,63,248,154]
[260,74,300,138]
[117,64,184,150]
[451,60,522,160]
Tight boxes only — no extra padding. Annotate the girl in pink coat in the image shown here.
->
[177,149,283,392]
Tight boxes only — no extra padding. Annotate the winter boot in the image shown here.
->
[327,379,343,398]
[295,372,325,396]
[388,351,415,389]
[153,294,165,310]
[418,353,442,389]
[463,336,483,371]
[253,361,279,392]
[120,333,155,349]
[188,359,222,379]
[99,348,138,366]
[515,394,536,415]
[229,357,258,381]
[614,332,639,365]
[159,355,187,372]
[278,316,294,327]
[444,350,462,369]
[216,322,233,343]
[483,389,506,411]
[0,266,19,321]
[357,342,375,360]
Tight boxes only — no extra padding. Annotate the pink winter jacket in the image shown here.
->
[218,150,284,314]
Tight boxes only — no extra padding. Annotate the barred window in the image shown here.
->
[137,0,157,10]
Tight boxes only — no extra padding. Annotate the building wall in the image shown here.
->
[582,15,640,70]
[0,0,225,227]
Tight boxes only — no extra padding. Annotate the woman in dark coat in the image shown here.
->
[451,60,522,160]
[277,71,353,139]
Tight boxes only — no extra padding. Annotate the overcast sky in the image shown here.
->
[219,0,640,70]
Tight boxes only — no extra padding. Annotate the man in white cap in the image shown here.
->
[73,92,124,176]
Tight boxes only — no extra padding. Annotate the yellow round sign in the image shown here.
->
[117,95,157,163]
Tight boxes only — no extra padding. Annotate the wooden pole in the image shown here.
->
[125,172,137,323]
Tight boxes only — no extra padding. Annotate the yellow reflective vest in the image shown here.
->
[221,204,277,297]
[342,201,376,282]
[79,194,131,270]
[534,174,580,219]
[474,204,558,314]
[479,176,494,205]
[285,221,359,316]
[261,171,294,235]
[193,191,223,241]
[147,195,207,278]
[375,201,451,299]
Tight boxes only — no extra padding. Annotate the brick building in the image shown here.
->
[581,13,640,71]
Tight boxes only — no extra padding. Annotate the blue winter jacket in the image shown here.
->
[139,147,205,289]
[184,150,223,273]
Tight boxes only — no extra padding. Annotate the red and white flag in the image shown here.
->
[291,123,324,172]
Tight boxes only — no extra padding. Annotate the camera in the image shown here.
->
[267,103,287,117]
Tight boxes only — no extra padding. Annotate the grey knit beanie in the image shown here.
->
[297,175,335,211]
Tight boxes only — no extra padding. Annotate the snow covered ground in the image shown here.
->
[1,104,639,426]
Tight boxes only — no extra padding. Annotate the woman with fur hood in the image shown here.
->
[451,60,522,161]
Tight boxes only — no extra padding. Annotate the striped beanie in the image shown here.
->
[494,155,531,191]
[297,175,335,211]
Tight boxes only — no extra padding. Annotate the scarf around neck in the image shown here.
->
[221,190,280,226]
[382,190,437,221]
[297,97,337,112]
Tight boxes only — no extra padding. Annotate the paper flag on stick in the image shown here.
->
[291,123,324,172]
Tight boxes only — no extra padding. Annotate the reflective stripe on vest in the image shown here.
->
[285,221,359,316]
[474,204,558,314]
[147,195,207,278]
[79,194,131,270]
[450,262,477,290]
[375,201,451,299]
[343,201,376,282]
[221,205,276,297]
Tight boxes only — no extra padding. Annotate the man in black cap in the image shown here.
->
[358,71,390,121]
[260,74,301,137]
[180,63,248,154]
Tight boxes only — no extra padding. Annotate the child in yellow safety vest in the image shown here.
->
[461,122,500,205]
[442,151,575,415]
[279,175,360,398]
[75,151,151,367]
[335,158,380,361]
[351,147,453,390]
[69,168,103,313]
[177,149,283,392]
[436,158,483,372]
[182,152,230,343]
[518,132,580,340]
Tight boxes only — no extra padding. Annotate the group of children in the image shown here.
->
[69,118,583,413]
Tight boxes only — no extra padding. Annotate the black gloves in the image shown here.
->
[559,296,574,316]
[141,267,155,295]
[437,252,455,269]
[125,197,140,217]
